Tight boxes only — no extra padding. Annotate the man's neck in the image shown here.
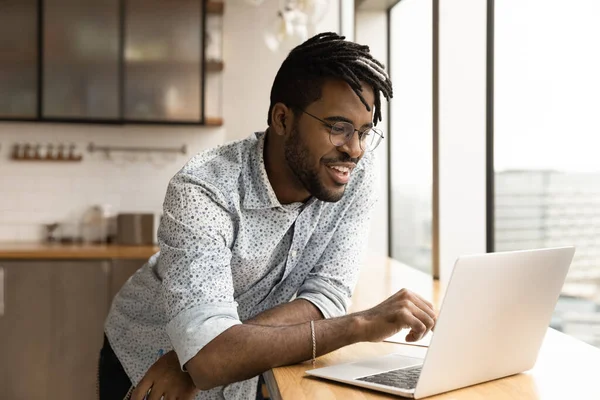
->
[263,129,311,204]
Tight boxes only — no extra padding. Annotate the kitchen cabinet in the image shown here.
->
[43,0,120,120]
[124,0,203,122]
[0,262,53,399]
[204,2,224,123]
[0,0,224,125]
[0,0,38,118]
[50,261,110,400]
[109,259,144,304]
[0,259,144,400]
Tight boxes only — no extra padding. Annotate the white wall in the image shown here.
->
[0,1,340,242]
[355,11,389,257]
[223,0,340,142]
[0,124,225,241]
[438,0,488,282]
[340,0,356,41]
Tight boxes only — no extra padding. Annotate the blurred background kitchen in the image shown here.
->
[1,0,599,399]
[0,0,341,246]
[0,1,347,398]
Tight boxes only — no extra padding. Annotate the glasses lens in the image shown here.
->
[361,128,383,151]
[329,122,354,146]
[329,122,384,151]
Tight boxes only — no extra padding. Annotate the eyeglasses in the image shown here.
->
[299,109,384,152]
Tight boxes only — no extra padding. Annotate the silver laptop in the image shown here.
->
[306,246,576,398]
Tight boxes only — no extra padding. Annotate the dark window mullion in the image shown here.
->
[119,0,125,123]
[37,0,44,119]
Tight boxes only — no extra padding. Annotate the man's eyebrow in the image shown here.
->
[323,115,374,129]
[323,115,353,124]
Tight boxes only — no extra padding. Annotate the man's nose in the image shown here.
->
[338,131,363,159]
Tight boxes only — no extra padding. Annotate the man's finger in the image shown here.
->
[404,314,427,342]
[416,294,435,313]
[410,294,437,322]
[131,378,154,400]
[407,302,435,333]
[148,385,166,400]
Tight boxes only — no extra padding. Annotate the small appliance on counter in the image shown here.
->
[81,205,106,244]
[44,222,82,244]
[116,213,155,245]
[80,204,117,244]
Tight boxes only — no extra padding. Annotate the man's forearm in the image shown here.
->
[186,313,364,390]
[244,299,324,326]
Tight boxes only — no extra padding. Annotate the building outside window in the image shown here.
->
[495,0,600,347]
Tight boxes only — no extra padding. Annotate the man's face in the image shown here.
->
[284,79,375,202]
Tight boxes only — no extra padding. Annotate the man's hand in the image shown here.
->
[358,288,437,343]
[131,350,199,400]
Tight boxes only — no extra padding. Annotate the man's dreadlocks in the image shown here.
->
[268,32,393,126]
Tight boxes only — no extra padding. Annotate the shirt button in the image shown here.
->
[291,250,297,258]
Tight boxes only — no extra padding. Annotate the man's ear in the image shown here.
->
[270,103,292,137]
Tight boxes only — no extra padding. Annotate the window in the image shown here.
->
[495,0,600,348]
[389,0,434,274]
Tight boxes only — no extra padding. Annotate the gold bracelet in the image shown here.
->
[310,320,316,366]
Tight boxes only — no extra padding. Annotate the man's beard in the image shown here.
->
[284,125,346,203]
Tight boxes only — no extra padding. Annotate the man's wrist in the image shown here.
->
[343,312,368,344]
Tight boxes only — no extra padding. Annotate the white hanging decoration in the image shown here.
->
[263,0,329,52]
[263,8,306,52]
[288,0,330,24]
[244,0,266,6]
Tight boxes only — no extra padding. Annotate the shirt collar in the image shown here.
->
[242,131,292,210]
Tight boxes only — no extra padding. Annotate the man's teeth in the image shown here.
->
[329,166,350,173]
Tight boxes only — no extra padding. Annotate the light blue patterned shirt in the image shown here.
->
[105,131,377,399]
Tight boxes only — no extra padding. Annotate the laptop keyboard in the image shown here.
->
[356,365,422,390]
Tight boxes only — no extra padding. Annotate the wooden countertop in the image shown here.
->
[266,255,600,399]
[0,242,159,260]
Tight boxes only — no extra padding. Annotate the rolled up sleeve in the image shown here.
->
[296,277,352,319]
[166,304,241,368]
[158,172,241,369]
[297,155,378,318]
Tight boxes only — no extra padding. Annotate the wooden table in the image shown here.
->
[265,256,600,399]
[0,242,158,259]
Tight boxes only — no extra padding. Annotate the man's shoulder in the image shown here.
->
[175,133,259,195]
[182,134,255,174]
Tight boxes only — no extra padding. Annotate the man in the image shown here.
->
[99,32,437,400]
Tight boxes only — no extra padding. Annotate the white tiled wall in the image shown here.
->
[0,123,226,241]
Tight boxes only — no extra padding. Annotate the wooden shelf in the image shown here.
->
[206,1,224,15]
[127,59,199,65]
[10,156,82,162]
[205,60,224,72]
[0,242,159,260]
[0,54,36,64]
[125,59,223,72]
[204,117,223,126]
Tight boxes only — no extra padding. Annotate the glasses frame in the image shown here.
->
[299,109,385,152]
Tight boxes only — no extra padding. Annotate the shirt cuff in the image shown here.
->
[166,303,242,370]
[296,278,350,319]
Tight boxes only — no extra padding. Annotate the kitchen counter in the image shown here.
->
[0,242,159,260]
